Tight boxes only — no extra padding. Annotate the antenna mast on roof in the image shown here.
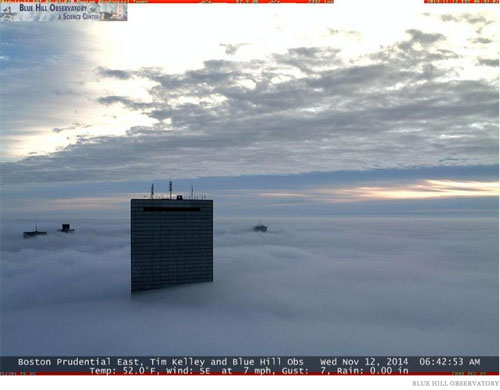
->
[191,185,194,200]
[150,183,154,199]
[169,180,173,200]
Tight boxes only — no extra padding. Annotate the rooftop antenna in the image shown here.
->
[150,183,155,199]
[169,180,173,200]
[191,185,194,200]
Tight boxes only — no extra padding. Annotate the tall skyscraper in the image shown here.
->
[131,197,213,292]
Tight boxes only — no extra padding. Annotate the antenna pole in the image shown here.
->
[169,180,172,200]
[150,183,154,199]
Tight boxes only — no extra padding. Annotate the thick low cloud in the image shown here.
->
[1,217,497,355]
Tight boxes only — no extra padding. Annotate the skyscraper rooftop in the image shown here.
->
[130,196,213,292]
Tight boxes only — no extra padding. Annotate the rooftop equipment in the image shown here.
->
[58,224,75,233]
[253,220,268,232]
[23,224,47,238]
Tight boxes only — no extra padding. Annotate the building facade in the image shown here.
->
[131,198,213,292]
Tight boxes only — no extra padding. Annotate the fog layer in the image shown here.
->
[1,217,498,355]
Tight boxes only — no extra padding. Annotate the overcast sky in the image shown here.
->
[0,2,498,216]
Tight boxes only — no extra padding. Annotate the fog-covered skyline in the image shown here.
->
[2,218,498,355]
[0,2,498,359]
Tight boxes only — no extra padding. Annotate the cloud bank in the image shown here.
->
[1,217,497,355]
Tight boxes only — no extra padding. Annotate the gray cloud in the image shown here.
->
[440,13,493,25]
[478,58,498,67]
[438,13,495,35]
[272,46,342,74]
[1,217,497,355]
[52,122,91,133]
[220,43,247,56]
[1,25,498,185]
[95,66,134,80]
[96,95,152,111]
[471,37,493,45]
[404,29,445,47]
